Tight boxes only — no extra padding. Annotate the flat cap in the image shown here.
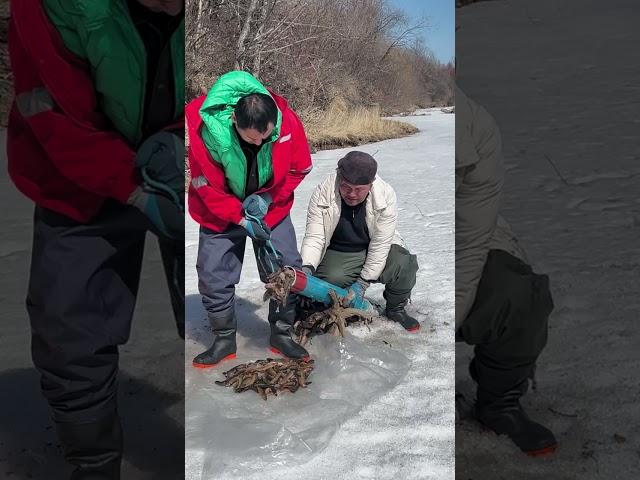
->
[337,151,377,185]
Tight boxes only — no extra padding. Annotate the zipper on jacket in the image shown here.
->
[171,22,183,118]
[121,0,148,145]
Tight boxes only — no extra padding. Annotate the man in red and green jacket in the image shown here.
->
[187,71,312,367]
[7,1,184,478]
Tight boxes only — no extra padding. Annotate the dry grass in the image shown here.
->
[185,97,418,185]
[303,98,418,152]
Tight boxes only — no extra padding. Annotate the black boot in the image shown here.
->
[268,295,309,360]
[56,412,123,480]
[385,299,420,332]
[470,360,557,456]
[192,308,237,368]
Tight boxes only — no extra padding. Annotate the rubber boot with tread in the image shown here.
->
[268,296,309,360]
[471,360,557,455]
[56,412,123,480]
[193,309,237,368]
[385,299,420,332]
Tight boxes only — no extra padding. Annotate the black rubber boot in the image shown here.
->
[192,308,237,368]
[56,412,123,480]
[268,295,309,360]
[385,299,420,332]
[470,360,557,456]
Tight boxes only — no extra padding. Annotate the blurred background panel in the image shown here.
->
[456,1,640,478]
[0,0,185,478]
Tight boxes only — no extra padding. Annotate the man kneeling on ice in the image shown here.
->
[300,151,420,331]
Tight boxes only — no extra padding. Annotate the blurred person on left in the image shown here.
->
[7,0,185,478]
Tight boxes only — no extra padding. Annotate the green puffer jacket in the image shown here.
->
[43,0,185,145]
[199,71,283,200]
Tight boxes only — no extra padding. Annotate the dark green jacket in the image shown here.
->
[43,0,185,145]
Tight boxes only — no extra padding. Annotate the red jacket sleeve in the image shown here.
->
[186,96,244,225]
[270,108,313,205]
[8,2,138,203]
[188,150,244,225]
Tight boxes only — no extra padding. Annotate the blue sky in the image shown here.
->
[389,0,455,63]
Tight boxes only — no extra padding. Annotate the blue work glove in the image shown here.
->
[240,216,271,241]
[135,131,185,211]
[128,186,183,240]
[242,192,273,219]
[348,277,370,305]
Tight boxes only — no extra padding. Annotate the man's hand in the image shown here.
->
[128,187,183,239]
[301,265,315,276]
[242,192,273,219]
[256,240,284,276]
[240,216,271,241]
[348,277,370,304]
[136,131,185,211]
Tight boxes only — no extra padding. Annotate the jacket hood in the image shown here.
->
[199,71,282,158]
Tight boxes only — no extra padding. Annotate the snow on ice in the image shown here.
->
[185,109,455,480]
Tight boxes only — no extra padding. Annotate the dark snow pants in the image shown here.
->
[196,215,302,318]
[26,201,184,423]
[458,249,553,394]
[314,244,419,308]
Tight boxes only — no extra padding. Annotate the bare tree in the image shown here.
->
[185,0,453,112]
[235,0,260,69]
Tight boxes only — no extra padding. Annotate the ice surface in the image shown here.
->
[185,109,455,479]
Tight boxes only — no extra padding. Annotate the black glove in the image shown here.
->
[301,265,315,276]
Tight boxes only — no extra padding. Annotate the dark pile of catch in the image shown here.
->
[216,358,314,400]
[293,290,375,346]
[263,268,296,304]
[264,268,376,345]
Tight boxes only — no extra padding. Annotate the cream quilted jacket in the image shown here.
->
[301,173,405,281]
[456,87,528,329]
